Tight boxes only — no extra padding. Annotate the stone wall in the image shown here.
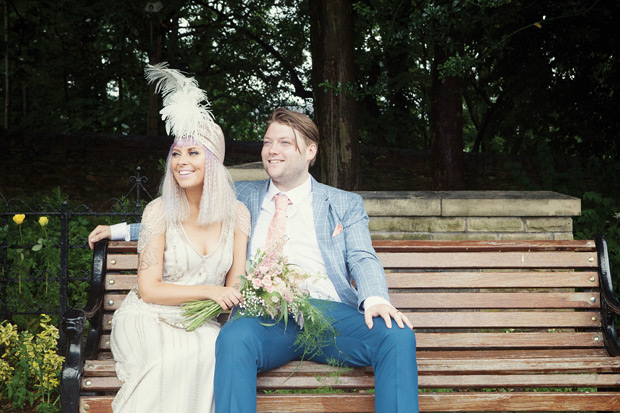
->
[361,191,580,240]
[229,163,581,240]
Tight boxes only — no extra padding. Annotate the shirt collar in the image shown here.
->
[266,175,312,205]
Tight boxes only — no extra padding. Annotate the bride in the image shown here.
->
[110,64,249,412]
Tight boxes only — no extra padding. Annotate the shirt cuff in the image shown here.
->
[362,296,393,311]
[110,223,131,241]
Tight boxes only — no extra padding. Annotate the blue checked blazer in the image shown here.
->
[235,177,390,310]
[127,176,390,310]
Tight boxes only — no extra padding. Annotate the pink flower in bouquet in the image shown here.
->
[262,275,272,286]
[257,265,270,275]
[252,278,262,289]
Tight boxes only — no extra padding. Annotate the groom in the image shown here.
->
[88,108,419,412]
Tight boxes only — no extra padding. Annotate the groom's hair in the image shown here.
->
[267,108,319,166]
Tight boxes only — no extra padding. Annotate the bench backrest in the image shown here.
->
[90,238,620,359]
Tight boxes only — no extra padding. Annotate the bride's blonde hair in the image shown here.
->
[159,137,236,226]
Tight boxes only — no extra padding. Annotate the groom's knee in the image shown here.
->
[377,325,416,357]
[216,318,262,359]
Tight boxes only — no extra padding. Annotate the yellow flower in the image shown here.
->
[38,216,49,227]
[13,214,25,225]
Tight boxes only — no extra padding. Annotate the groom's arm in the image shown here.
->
[342,193,412,329]
[88,222,141,249]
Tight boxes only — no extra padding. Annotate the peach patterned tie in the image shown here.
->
[265,193,290,248]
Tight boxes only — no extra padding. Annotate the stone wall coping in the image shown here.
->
[359,190,581,217]
[227,163,581,218]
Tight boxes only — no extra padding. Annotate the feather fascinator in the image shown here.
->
[145,62,225,163]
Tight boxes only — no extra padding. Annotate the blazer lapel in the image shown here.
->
[311,180,331,244]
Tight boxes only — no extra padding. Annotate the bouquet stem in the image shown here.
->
[182,300,222,331]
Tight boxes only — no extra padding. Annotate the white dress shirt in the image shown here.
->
[252,176,391,310]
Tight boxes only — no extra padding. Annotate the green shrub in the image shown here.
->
[0,314,63,412]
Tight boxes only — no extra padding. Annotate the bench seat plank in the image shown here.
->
[390,292,600,309]
[401,311,601,328]
[378,251,598,269]
[101,310,604,329]
[105,271,601,291]
[79,392,620,413]
[84,356,620,378]
[82,372,620,392]
[387,271,599,288]
[373,240,596,252]
[96,332,605,352]
[102,292,602,311]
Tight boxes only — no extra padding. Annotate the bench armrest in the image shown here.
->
[595,234,620,356]
[60,240,109,412]
[82,239,108,359]
[61,239,108,360]
[60,308,86,413]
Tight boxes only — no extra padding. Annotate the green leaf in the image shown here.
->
[32,244,43,252]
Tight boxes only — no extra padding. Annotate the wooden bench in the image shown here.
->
[61,236,620,412]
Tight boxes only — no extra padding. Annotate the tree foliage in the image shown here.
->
[2,0,619,165]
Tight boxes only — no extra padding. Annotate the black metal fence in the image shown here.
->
[0,168,153,353]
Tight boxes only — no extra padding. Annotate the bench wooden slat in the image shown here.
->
[416,332,604,348]
[378,251,598,269]
[373,239,596,252]
[107,254,138,271]
[79,392,620,413]
[97,332,604,351]
[100,310,603,329]
[108,241,138,252]
[402,311,601,328]
[390,292,600,309]
[84,355,620,380]
[82,371,620,391]
[102,291,602,311]
[105,275,136,290]
[105,271,601,291]
[90,347,612,362]
[387,271,599,288]
[416,348,611,359]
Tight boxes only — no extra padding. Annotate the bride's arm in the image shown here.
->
[137,233,243,308]
[225,225,249,289]
[225,201,250,290]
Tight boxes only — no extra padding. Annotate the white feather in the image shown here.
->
[144,63,216,139]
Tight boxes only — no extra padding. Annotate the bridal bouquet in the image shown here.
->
[182,237,336,359]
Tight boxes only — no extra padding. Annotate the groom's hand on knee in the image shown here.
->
[364,304,413,330]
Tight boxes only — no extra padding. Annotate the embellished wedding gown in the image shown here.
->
[110,198,250,413]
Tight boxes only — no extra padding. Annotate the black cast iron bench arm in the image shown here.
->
[60,240,108,413]
[595,234,620,356]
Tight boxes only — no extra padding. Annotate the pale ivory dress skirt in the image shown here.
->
[110,198,249,413]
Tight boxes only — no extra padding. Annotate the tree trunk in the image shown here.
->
[430,42,466,190]
[308,0,360,190]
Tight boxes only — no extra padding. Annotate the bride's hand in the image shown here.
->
[208,286,243,310]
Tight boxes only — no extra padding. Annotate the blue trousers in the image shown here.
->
[214,300,419,412]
